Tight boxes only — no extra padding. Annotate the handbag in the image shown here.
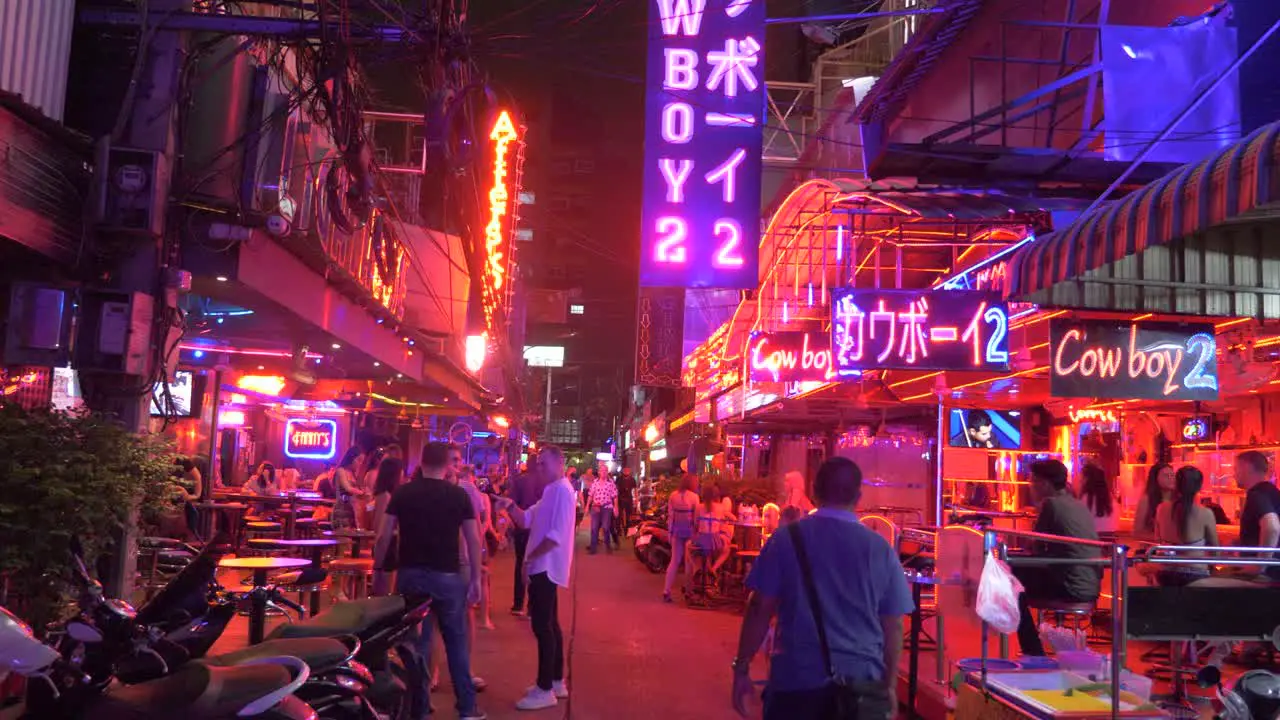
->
[787,523,894,720]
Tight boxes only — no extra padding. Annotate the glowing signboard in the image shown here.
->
[639,0,764,289]
[1049,319,1219,401]
[748,331,835,383]
[830,290,1010,374]
[481,110,523,337]
[284,418,338,460]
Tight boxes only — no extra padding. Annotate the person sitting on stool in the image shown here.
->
[1014,459,1101,656]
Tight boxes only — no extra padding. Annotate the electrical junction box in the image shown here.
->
[75,290,154,377]
[3,284,73,367]
[92,140,170,237]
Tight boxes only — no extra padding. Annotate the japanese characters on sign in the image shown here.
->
[640,0,764,289]
[748,331,834,383]
[829,289,1011,374]
[285,418,338,461]
[1049,319,1219,401]
[636,287,686,388]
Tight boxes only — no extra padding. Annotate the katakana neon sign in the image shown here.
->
[640,0,764,289]
[830,290,1011,374]
[482,110,522,338]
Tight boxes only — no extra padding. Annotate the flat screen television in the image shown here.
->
[150,370,198,417]
[948,408,1021,450]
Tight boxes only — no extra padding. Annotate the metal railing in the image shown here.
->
[979,528,1128,717]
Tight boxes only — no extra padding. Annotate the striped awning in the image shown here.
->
[1009,121,1280,298]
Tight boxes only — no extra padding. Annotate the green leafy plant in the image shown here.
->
[0,404,176,630]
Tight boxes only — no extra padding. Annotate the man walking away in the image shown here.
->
[614,467,638,543]
[586,468,618,554]
[499,445,577,711]
[731,457,912,720]
[374,442,486,720]
[1236,450,1280,579]
[508,458,542,616]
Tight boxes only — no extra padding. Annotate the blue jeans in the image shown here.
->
[397,567,476,717]
[589,506,614,551]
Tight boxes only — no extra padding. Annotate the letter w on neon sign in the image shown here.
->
[657,0,706,36]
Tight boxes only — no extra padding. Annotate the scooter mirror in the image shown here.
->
[1196,664,1222,689]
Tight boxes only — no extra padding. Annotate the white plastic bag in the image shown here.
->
[976,554,1024,634]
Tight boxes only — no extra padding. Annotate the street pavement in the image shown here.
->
[471,528,748,720]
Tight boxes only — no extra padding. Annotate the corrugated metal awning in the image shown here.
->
[1009,121,1280,298]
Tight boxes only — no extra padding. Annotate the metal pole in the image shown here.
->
[544,367,553,440]
[1110,544,1126,717]
[934,399,945,527]
[205,371,222,498]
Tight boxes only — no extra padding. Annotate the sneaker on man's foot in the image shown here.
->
[551,680,569,699]
[510,607,526,616]
[460,711,488,720]
[516,687,558,711]
[473,676,488,692]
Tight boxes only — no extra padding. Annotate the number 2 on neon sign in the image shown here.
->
[655,216,687,263]
[961,302,1010,366]
[712,219,744,267]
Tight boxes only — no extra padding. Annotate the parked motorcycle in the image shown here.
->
[55,540,380,720]
[631,515,672,574]
[0,604,315,720]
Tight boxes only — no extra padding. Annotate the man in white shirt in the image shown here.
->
[497,445,577,711]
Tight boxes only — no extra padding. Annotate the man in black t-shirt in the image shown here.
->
[373,442,485,720]
[1235,450,1280,579]
[613,467,637,543]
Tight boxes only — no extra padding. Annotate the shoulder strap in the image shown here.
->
[788,522,835,680]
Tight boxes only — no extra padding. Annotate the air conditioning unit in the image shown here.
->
[92,140,169,236]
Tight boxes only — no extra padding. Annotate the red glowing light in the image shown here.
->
[748,332,833,383]
[482,110,523,336]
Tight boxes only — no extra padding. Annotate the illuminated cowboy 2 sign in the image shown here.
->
[1049,319,1219,401]
[639,0,765,289]
[829,289,1011,375]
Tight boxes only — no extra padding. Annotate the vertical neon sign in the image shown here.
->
[481,110,522,339]
[640,0,764,289]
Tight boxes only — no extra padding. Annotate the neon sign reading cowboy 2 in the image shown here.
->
[1049,319,1219,401]
[639,0,764,289]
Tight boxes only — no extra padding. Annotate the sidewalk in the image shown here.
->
[209,528,750,719]
[474,528,745,720]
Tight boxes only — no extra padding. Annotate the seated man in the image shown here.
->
[1014,459,1101,656]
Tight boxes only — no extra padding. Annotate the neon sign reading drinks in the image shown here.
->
[748,331,834,383]
[830,289,1010,374]
[1049,319,1219,401]
[639,0,764,289]
[482,110,522,337]
[284,418,338,460]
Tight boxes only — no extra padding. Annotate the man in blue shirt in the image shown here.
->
[731,457,913,720]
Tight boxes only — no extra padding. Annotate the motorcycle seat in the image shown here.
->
[91,661,293,719]
[205,637,350,675]
[267,595,406,640]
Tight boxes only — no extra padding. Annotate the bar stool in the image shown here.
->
[246,521,284,543]
[328,557,375,600]
[293,517,320,539]
[1029,598,1095,639]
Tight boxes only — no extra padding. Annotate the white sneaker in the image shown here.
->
[526,682,569,700]
[460,712,487,720]
[515,687,558,711]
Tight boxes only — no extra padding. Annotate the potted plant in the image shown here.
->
[0,404,175,630]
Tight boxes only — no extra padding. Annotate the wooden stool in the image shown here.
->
[328,557,375,600]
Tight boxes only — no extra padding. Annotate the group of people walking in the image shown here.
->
[369,442,579,719]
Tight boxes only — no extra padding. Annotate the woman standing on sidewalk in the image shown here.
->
[663,475,700,603]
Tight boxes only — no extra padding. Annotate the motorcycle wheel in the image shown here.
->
[643,545,671,574]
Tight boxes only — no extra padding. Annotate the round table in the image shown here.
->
[328,528,377,558]
[251,538,341,616]
[218,556,311,644]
